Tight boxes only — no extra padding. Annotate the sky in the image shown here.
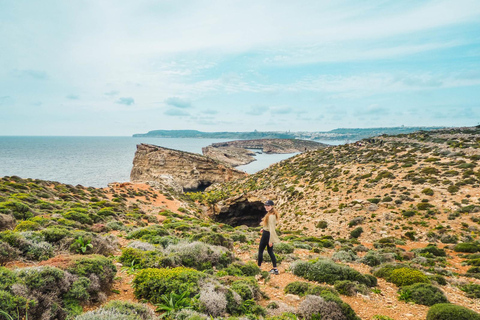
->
[1,0,480,136]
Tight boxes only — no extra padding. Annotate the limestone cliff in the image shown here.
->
[130,144,246,192]
[203,139,327,167]
[208,139,326,154]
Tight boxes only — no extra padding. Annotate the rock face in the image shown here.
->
[209,139,326,154]
[202,146,257,167]
[130,144,246,192]
[203,139,327,167]
[211,194,267,227]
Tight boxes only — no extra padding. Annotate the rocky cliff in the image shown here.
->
[203,138,327,166]
[130,144,246,192]
[208,138,326,153]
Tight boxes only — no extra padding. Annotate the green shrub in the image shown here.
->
[426,303,480,320]
[221,261,261,277]
[360,251,395,267]
[416,245,446,257]
[350,227,363,239]
[68,255,117,290]
[133,267,205,303]
[388,267,429,287]
[460,283,480,299]
[284,281,337,297]
[0,241,20,265]
[454,242,480,253]
[0,201,33,220]
[334,280,368,296]
[191,232,233,250]
[291,259,376,287]
[14,220,40,232]
[41,226,71,242]
[398,283,448,306]
[0,289,34,319]
[422,188,434,196]
[63,210,93,225]
[75,300,157,320]
[126,225,170,241]
[275,242,294,254]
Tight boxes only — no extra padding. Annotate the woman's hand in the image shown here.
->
[260,229,263,233]
[269,242,273,247]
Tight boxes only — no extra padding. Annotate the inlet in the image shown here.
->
[213,200,267,227]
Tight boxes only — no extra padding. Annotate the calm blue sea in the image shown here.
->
[0,136,334,188]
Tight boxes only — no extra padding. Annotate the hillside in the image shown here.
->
[0,126,479,320]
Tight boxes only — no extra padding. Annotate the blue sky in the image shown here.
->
[1,0,479,135]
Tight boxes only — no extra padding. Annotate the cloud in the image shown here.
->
[12,69,48,80]
[165,97,192,109]
[202,109,218,115]
[116,97,135,105]
[164,109,190,116]
[246,105,269,115]
[104,90,119,96]
[270,106,294,114]
[355,104,390,116]
[0,96,13,106]
[66,94,79,100]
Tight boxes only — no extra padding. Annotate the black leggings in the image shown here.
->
[258,231,277,267]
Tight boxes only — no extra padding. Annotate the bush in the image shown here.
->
[0,201,33,220]
[460,283,480,299]
[63,210,93,225]
[416,245,446,257]
[133,267,205,303]
[14,220,40,232]
[75,301,158,320]
[275,242,294,254]
[426,303,480,320]
[221,261,261,277]
[291,259,376,287]
[388,267,429,287]
[360,251,395,267]
[284,281,338,297]
[41,226,71,242]
[127,225,170,241]
[0,241,20,265]
[298,293,360,320]
[454,242,480,253]
[350,227,363,239]
[398,283,448,306]
[165,241,233,270]
[422,188,434,196]
[332,250,357,263]
[334,280,368,296]
[68,255,117,291]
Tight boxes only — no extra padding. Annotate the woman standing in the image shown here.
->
[258,200,280,274]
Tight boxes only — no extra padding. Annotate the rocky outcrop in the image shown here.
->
[203,139,327,166]
[211,194,268,227]
[208,139,326,154]
[202,146,257,167]
[130,144,246,192]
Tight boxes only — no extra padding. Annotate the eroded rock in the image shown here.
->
[130,144,246,192]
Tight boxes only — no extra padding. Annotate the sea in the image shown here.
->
[0,136,345,188]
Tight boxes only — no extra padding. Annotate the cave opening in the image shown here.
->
[214,200,267,227]
[183,181,212,193]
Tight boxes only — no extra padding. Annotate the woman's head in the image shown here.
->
[262,200,279,226]
[264,200,274,212]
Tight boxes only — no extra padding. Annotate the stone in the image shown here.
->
[368,204,379,212]
[130,144,246,192]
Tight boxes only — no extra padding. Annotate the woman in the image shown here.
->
[258,200,280,274]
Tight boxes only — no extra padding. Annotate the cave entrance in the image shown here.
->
[183,181,212,193]
[214,200,267,227]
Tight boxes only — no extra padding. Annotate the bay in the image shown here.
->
[0,136,304,188]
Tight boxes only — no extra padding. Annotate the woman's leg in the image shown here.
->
[257,231,269,266]
[266,244,277,268]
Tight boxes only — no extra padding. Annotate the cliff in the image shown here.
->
[130,143,246,192]
[202,138,327,167]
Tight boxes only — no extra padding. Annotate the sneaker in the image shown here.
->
[269,268,279,275]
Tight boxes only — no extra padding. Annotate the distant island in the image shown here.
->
[133,126,446,141]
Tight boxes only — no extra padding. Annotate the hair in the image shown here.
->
[262,208,279,227]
